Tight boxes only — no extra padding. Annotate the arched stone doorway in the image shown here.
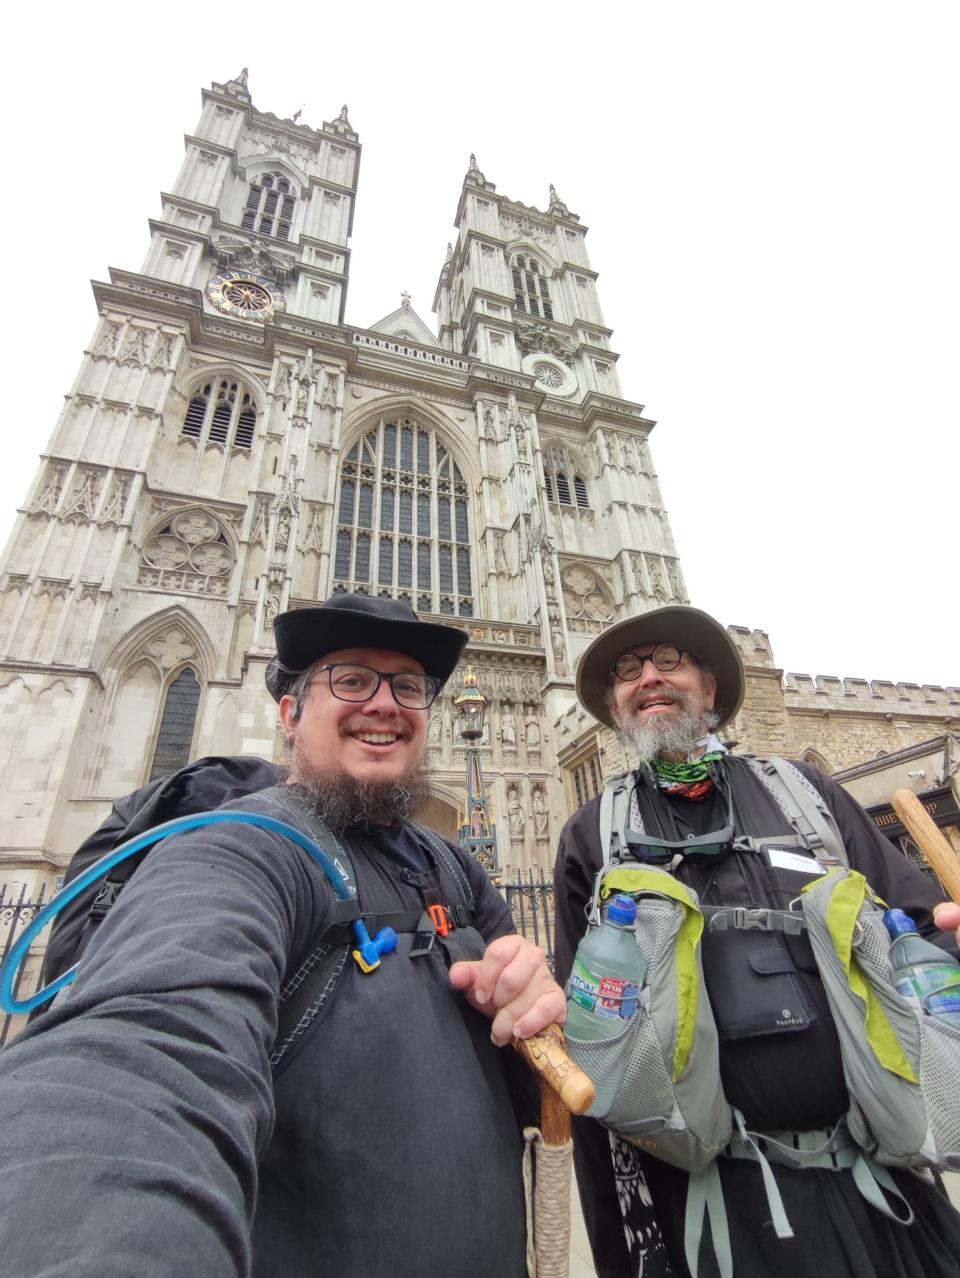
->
[418,793,458,842]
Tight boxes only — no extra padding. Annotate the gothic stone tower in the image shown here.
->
[0,72,687,894]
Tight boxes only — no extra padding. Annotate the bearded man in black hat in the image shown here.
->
[554,605,960,1278]
[0,593,563,1278]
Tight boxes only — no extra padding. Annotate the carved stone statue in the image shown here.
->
[533,788,549,840]
[507,787,525,841]
[525,719,541,750]
[501,708,517,749]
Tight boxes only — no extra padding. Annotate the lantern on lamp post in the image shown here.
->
[453,666,499,874]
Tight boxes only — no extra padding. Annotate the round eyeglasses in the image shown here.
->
[313,662,439,710]
[610,645,702,683]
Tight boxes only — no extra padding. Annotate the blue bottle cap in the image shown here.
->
[883,908,919,937]
[607,894,637,926]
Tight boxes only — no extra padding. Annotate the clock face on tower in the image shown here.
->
[205,272,286,321]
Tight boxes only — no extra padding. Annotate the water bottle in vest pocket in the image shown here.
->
[564,863,732,1172]
[800,866,960,1171]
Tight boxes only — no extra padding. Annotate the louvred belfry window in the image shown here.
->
[543,445,590,509]
[333,419,474,617]
[180,379,257,450]
[241,172,297,241]
[511,254,553,321]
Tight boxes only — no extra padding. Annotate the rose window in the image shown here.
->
[139,510,235,597]
[533,361,565,389]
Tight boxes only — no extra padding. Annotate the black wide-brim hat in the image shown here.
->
[267,593,469,701]
[576,605,745,731]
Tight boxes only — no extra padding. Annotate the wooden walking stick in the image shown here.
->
[514,1027,595,1278]
[891,789,960,902]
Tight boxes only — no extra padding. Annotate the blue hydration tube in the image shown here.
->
[0,810,398,1015]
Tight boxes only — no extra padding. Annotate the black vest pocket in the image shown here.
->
[705,931,816,1040]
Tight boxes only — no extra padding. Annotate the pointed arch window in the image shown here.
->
[511,254,553,320]
[181,379,258,450]
[543,446,590,510]
[333,419,474,617]
[148,668,201,781]
[241,171,297,241]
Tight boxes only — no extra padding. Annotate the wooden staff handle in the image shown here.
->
[514,1022,596,1120]
[891,788,960,903]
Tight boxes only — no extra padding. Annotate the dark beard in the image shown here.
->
[289,744,431,830]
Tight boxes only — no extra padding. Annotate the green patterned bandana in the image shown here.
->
[652,751,725,800]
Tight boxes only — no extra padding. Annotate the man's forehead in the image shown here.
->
[314,646,426,673]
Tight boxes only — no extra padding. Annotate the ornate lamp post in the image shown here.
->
[453,666,499,874]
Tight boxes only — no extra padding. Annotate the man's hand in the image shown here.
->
[449,935,566,1047]
[933,902,960,946]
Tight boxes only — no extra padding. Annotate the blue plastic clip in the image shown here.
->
[351,922,398,973]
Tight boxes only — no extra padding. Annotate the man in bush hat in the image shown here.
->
[0,592,564,1278]
[554,604,960,1278]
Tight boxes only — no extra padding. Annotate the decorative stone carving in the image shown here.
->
[99,474,131,527]
[148,332,175,371]
[212,235,295,286]
[61,470,103,524]
[319,371,338,410]
[274,362,294,400]
[516,322,575,366]
[30,463,68,517]
[272,464,299,552]
[645,553,669,602]
[145,625,197,670]
[533,786,549,841]
[118,326,152,367]
[561,564,615,634]
[93,321,122,359]
[501,705,517,749]
[525,718,541,750]
[302,504,325,556]
[138,510,234,596]
[250,497,270,548]
[507,785,525,841]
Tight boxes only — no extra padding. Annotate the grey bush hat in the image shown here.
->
[575,605,745,730]
[267,593,469,702]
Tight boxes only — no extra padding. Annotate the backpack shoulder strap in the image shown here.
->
[742,756,848,867]
[407,822,476,913]
[600,773,633,867]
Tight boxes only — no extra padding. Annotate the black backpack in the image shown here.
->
[32,756,475,1078]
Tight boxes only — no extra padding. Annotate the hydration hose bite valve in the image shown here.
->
[352,923,399,974]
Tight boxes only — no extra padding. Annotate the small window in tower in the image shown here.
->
[243,171,299,242]
[400,425,414,471]
[556,471,572,505]
[182,386,209,438]
[542,463,554,503]
[234,402,256,449]
[511,253,553,322]
[574,475,589,508]
[417,431,430,472]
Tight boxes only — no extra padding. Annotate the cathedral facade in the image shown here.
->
[1,72,957,899]
[0,72,687,893]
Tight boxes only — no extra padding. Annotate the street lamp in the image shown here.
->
[453,666,499,874]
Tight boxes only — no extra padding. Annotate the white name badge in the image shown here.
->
[766,847,828,877]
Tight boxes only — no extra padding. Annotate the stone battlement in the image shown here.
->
[727,626,960,715]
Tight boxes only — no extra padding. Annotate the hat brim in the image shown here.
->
[270,608,468,702]
[575,606,745,731]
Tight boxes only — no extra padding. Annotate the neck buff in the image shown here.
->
[651,734,727,801]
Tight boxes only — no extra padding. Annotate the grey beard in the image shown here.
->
[617,696,720,765]
[289,744,430,830]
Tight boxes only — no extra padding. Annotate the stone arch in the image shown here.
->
[801,748,832,774]
[505,240,559,275]
[135,506,237,599]
[179,362,268,416]
[418,785,460,843]
[88,608,215,797]
[338,394,481,493]
[240,155,309,196]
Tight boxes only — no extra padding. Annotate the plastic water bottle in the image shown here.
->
[884,908,960,1029]
[565,894,646,1041]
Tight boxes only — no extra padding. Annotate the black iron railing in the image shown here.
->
[496,869,555,969]
[0,884,49,1046]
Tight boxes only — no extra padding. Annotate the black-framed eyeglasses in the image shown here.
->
[313,663,440,710]
[609,645,702,683]
[624,824,735,863]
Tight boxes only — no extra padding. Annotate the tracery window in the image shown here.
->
[148,668,201,781]
[333,420,474,617]
[137,510,235,597]
[181,379,257,449]
[511,255,553,321]
[241,171,297,241]
[543,446,589,509]
[569,750,602,812]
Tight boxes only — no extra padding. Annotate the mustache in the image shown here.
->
[631,686,686,709]
[339,716,412,739]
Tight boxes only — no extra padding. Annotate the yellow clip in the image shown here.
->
[352,948,381,974]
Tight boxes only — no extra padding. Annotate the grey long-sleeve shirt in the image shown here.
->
[0,798,526,1277]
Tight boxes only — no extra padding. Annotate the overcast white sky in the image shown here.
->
[2,2,957,686]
